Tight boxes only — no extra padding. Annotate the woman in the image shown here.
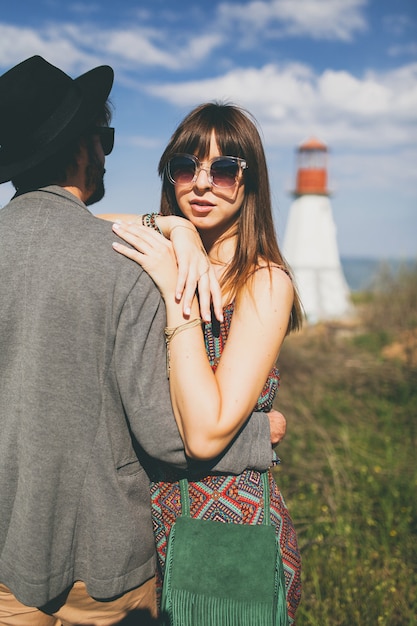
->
[110,102,303,623]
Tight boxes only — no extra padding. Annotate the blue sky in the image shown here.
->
[1,0,416,259]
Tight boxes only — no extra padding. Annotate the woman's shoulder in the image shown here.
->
[233,263,293,314]
[253,261,291,276]
[270,263,291,277]
[251,262,293,291]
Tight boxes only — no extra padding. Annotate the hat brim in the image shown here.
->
[0,64,114,184]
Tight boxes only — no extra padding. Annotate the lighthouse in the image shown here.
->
[283,137,353,324]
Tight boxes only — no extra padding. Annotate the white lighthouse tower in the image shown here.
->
[283,137,352,324]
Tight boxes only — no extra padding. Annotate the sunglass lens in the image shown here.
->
[169,156,196,184]
[211,159,239,187]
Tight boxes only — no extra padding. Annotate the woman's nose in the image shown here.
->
[194,166,212,189]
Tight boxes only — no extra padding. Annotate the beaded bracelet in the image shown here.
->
[164,317,203,377]
[142,212,163,236]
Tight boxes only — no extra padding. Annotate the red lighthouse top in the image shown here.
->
[294,136,329,196]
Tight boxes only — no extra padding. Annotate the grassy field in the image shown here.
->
[273,263,417,625]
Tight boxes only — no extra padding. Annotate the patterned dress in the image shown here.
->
[150,302,302,623]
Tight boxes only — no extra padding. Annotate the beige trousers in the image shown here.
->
[0,578,158,626]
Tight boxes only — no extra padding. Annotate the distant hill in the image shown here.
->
[341,257,416,292]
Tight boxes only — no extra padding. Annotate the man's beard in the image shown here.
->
[85,150,106,206]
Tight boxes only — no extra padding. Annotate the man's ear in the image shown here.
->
[74,138,88,168]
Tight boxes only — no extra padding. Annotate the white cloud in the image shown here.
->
[0,21,222,74]
[319,70,391,116]
[0,0,365,77]
[67,2,102,17]
[218,0,368,41]
[388,42,417,58]
[0,24,103,73]
[0,24,59,67]
[383,13,413,36]
[101,29,222,71]
[145,62,315,112]
[97,28,179,68]
[0,0,369,79]
[145,61,417,151]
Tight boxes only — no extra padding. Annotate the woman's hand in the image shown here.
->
[111,220,222,322]
[112,221,179,301]
[267,409,287,445]
[169,223,222,322]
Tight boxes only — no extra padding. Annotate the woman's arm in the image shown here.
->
[167,268,293,459]
[111,221,293,460]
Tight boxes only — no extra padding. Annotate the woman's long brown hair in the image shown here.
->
[158,102,303,332]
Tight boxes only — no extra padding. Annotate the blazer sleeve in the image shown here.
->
[207,412,273,474]
[114,270,187,469]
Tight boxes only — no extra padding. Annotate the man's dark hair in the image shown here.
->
[11,101,112,192]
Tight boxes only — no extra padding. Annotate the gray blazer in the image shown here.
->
[0,186,273,606]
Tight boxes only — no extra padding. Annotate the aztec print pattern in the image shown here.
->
[151,302,302,623]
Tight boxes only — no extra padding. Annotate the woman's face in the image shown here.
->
[173,131,245,240]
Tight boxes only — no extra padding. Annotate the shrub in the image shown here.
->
[274,264,417,625]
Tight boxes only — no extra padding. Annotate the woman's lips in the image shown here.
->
[190,200,214,214]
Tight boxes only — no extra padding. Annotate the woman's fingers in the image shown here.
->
[112,221,223,321]
[112,240,144,263]
[112,222,178,293]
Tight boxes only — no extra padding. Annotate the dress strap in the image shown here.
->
[251,264,291,278]
[272,264,291,277]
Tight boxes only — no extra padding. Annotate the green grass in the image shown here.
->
[273,264,417,625]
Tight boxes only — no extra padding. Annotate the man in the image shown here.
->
[0,56,282,625]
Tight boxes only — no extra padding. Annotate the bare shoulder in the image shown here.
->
[251,263,294,296]
[234,265,294,318]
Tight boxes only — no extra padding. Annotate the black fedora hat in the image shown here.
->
[0,55,114,184]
